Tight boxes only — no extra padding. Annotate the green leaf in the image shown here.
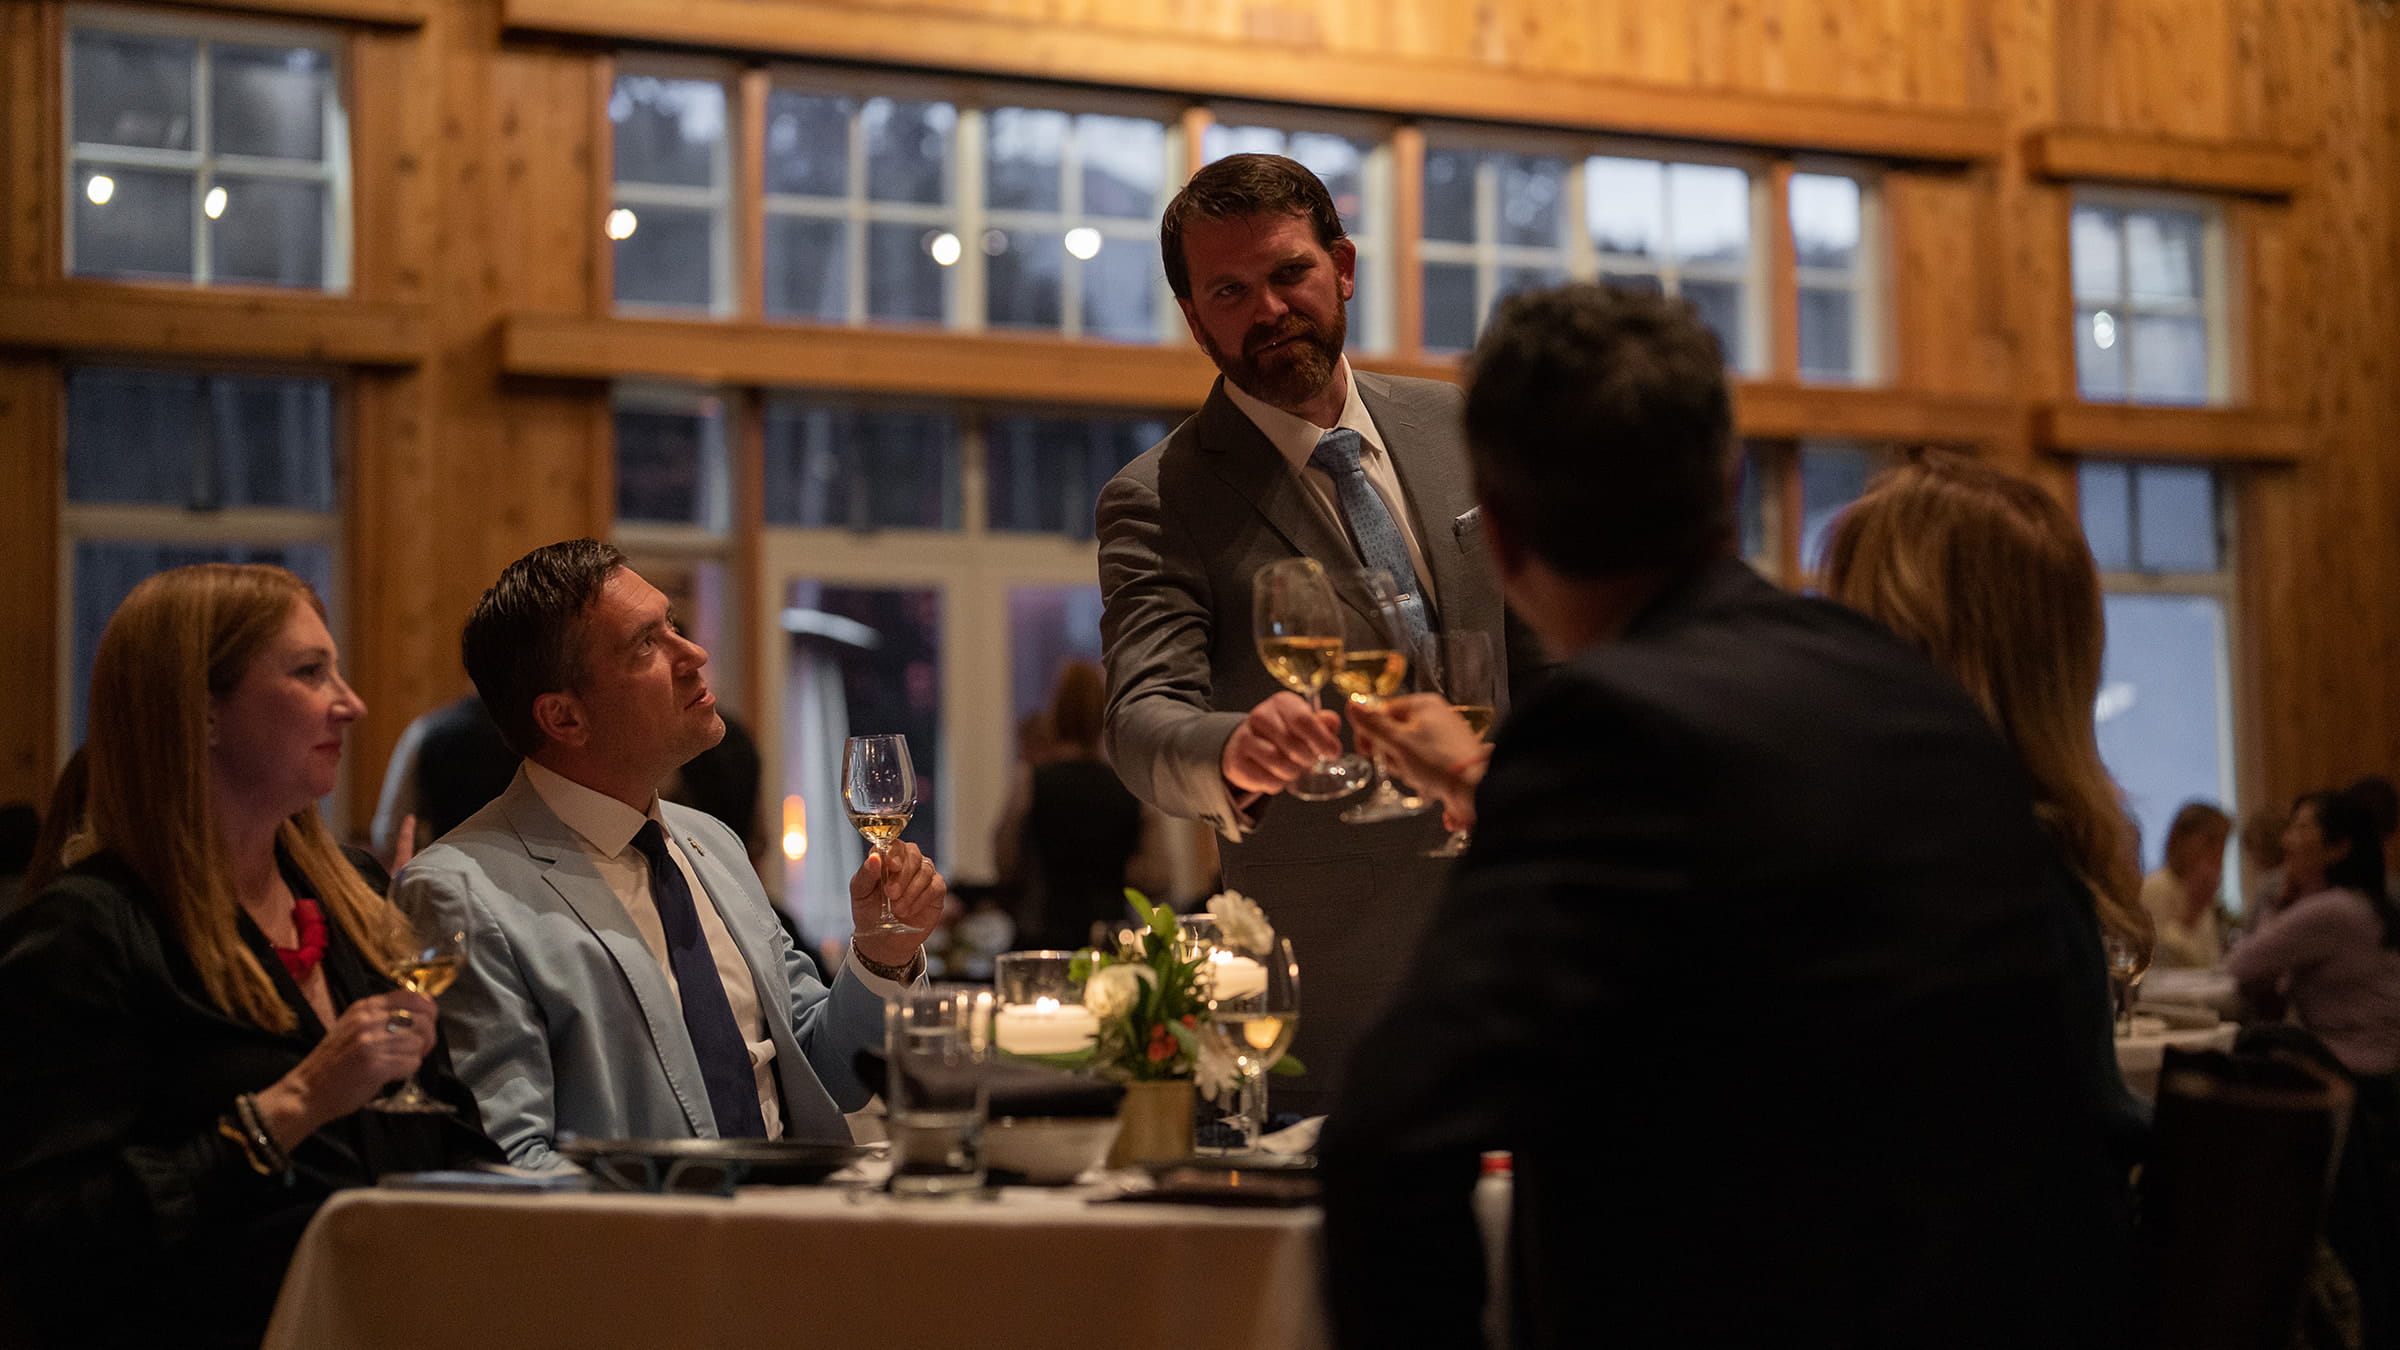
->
[1146,900,1177,941]
[1122,886,1150,917]
[1269,1055,1307,1077]
[1067,953,1092,984]
[999,1048,1096,1070]
[1167,1021,1200,1053]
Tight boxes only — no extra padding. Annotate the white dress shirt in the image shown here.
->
[1220,357,1440,612]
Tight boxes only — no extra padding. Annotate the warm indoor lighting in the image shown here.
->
[1063,227,1102,260]
[605,207,638,241]
[2091,310,2117,351]
[203,186,227,219]
[927,230,962,267]
[781,795,808,862]
[85,174,115,206]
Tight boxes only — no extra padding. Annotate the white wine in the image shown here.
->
[1452,704,1496,739]
[1210,1012,1297,1071]
[1258,635,1342,694]
[1331,649,1407,704]
[850,811,911,848]
[389,955,459,999]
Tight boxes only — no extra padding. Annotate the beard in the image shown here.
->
[1197,303,1348,410]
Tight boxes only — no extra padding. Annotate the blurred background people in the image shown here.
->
[369,691,519,858]
[2140,801,2233,969]
[994,660,1153,951]
[0,564,494,1350]
[2241,804,2290,922]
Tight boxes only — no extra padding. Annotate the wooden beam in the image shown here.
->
[501,0,2006,165]
[143,0,431,27]
[1734,382,2019,445]
[0,284,428,366]
[2031,401,2311,461]
[2024,128,2309,199]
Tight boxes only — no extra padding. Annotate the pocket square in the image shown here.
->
[1452,506,1481,535]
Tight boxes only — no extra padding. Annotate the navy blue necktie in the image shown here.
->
[632,820,768,1139]
[1308,427,1432,646]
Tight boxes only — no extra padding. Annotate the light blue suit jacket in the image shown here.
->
[395,768,890,1170]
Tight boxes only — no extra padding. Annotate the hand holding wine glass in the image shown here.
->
[844,733,926,936]
[1248,558,1367,802]
[1334,569,1437,825]
[368,920,465,1114]
[1423,630,1496,857]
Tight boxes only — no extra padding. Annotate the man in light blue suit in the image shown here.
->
[398,540,944,1170]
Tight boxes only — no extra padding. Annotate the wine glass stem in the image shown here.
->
[1239,1068,1266,1152]
[873,842,898,925]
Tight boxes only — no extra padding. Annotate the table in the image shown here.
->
[2143,968,2244,1018]
[2115,1022,2240,1100]
[263,1181,1329,1350]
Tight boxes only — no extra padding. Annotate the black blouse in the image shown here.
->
[0,851,499,1350]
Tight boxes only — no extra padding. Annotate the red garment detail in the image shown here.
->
[273,897,327,982]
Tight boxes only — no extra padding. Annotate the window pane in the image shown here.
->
[1669,163,1750,263]
[1789,173,1860,271]
[611,76,725,189]
[2097,593,2233,873]
[209,176,326,288]
[71,541,333,743]
[863,99,952,205]
[1494,154,1566,249]
[2078,461,2135,572]
[1080,236,1157,341]
[763,403,959,529]
[765,90,852,198]
[1422,261,1477,352]
[866,222,949,323]
[67,369,336,511]
[1736,447,1769,568]
[2075,308,2128,401]
[1422,148,1477,243]
[985,228,1063,330]
[1288,132,1370,232]
[71,29,194,150]
[986,415,1166,538]
[73,165,194,280]
[2126,210,2204,303]
[2127,314,2208,405]
[1680,279,1744,367]
[1585,157,1664,259]
[1601,271,1665,297]
[1078,114,1165,220]
[612,204,716,309]
[614,397,728,529]
[211,43,329,161]
[1797,287,1855,381]
[765,215,848,321]
[2133,465,2218,573]
[1009,585,1106,729]
[1495,266,1565,315]
[1799,444,1878,574]
[2071,207,2123,301]
[987,107,1067,212]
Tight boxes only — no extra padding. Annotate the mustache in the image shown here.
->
[1243,316,1322,359]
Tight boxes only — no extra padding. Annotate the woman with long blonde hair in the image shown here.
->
[0,564,495,1350]
[1821,452,2152,955]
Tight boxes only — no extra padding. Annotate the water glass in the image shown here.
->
[885,984,992,1195]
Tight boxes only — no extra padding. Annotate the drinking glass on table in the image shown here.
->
[2102,931,2150,1036]
[1335,569,1437,825]
[1253,558,1367,802]
[1205,937,1300,1155]
[1424,630,1497,858]
[370,918,464,1114]
[886,984,994,1196]
[843,733,925,935]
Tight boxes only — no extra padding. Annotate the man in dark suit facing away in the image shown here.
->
[1319,285,2135,1349]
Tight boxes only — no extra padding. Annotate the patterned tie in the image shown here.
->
[1308,427,1432,645]
[631,820,768,1139]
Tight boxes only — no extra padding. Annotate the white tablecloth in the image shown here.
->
[2142,968,2243,1017]
[2115,1022,2240,1100]
[263,1183,1328,1350]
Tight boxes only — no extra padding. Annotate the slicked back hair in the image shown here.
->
[1160,153,1347,301]
[462,538,628,758]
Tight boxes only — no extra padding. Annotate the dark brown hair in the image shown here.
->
[462,539,628,757]
[1160,153,1347,301]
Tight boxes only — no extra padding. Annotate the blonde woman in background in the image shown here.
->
[2141,802,2233,968]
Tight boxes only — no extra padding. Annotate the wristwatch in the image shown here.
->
[852,947,924,984]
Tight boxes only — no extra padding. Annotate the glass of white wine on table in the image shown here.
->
[1424,630,1496,859]
[1336,568,1439,826]
[1252,557,1368,802]
[370,919,465,1114]
[843,733,925,935]
[1205,936,1300,1156]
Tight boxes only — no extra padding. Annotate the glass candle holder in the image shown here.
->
[992,951,1099,1057]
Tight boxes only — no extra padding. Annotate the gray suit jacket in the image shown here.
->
[1096,370,1546,1114]
[395,769,888,1169]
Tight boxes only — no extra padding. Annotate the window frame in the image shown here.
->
[610,53,742,318]
[1198,101,1401,353]
[2068,186,2237,407]
[1788,157,1888,385]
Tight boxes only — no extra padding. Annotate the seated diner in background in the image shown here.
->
[2138,802,2233,969]
[2227,789,2400,1078]
[0,564,497,1350]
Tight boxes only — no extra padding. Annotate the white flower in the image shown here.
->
[1085,963,1154,1019]
[1195,1029,1244,1103]
[1206,890,1275,956]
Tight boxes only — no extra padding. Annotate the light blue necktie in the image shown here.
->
[1308,427,1432,647]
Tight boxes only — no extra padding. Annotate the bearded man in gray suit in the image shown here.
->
[1097,155,1544,1116]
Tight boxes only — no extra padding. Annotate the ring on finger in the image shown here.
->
[384,1010,416,1033]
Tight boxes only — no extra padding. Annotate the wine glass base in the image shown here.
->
[1424,830,1470,858]
[856,919,927,935]
[367,1093,456,1115]
[1285,758,1369,803]
[1341,784,1436,825]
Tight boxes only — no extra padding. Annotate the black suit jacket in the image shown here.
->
[1319,560,2138,1349]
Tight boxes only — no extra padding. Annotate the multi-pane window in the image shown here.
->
[1201,115,1392,352]
[985,413,1166,540]
[66,10,348,290]
[63,365,340,740]
[1583,156,1756,367]
[1419,146,1573,354]
[610,69,734,313]
[763,91,957,324]
[1790,171,1879,383]
[984,108,1170,339]
[1734,440,1893,586]
[612,385,739,706]
[2071,195,2226,406]
[763,400,961,530]
[2080,461,2240,878]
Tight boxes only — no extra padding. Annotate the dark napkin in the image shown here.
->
[853,1050,1127,1119]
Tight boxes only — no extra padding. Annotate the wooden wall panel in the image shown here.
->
[0,357,59,805]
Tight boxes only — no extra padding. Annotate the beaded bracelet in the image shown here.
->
[225,1092,297,1185]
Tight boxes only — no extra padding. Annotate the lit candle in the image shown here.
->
[1209,951,1268,1002]
[992,996,1101,1056]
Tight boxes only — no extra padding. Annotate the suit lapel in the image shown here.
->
[1193,380,1388,627]
[1359,370,1478,635]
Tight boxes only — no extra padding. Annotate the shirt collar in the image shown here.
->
[1218,356,1386,474]
[524,759,662,859]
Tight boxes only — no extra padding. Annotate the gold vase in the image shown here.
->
[1107,1079,1195,1167]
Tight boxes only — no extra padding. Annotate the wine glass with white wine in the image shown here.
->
[843,733,925,935]
[1424,630,1497,858]
[1204,937,1299,1155]
[370,918,465,1114]
[1336,568,1438,825]
[1253,558,1367,802]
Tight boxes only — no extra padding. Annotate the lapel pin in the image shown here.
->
[686,836,706,857]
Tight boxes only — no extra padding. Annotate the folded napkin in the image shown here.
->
[852,1050,1127,1119]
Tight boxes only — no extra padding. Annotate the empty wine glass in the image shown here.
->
[1337,568,1437,826]
[843,733,925,936]
[1204,937,1299,1155]
[1423,630,1497,858]
[370,918,465,1114]
[1253,558,1367,802]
